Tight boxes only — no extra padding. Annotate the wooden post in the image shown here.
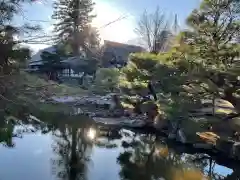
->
[208,158,213,178]
[212,94,215,116]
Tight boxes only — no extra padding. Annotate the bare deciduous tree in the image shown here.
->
[135,7,171,53]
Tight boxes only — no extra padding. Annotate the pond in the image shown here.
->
[0,113,239,180]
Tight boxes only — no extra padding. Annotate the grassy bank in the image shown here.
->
[1,71,90,115]
[22,72,89,96]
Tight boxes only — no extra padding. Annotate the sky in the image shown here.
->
[14,0,202,53]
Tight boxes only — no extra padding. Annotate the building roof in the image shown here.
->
[28,45,88,67]
[29,41,145,68]
[29,45,57,65]
[104,40,145,50]
[102,40,145,62]
[61,56,90,67]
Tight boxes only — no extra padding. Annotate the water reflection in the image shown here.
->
[116,131,240,180]
[50,116,95,180]
[0,112,240,180]
[87,128,96,140]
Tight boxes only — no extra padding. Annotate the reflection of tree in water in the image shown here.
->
[0,108,95,180]
[94,127,122,149]
[1,108,240,180]
[0,110,47,148]
[0,116,15,147]
[116,131,240,180]
[189,153,240,180]
[117,133,183,180]
[51,119,93,180]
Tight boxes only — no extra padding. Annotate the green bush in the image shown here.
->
[91,68,120,94]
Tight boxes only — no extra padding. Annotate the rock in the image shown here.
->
[140,101,158,120]
[93,117,146,128]
[215,138,235,154]
[196,132,220,145]
[52,94,115,108]
[168,133,176,140]
[193,143,213,149]
[94,112,108,118]
[123,110,131,117]
[167,126,187,143]
[153,114,168,130]
[176,129,187,144]
[232,142,240,159]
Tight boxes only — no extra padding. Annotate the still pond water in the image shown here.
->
[0,114,239,180]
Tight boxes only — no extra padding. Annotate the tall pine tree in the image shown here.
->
[175,0,240,113]
[52,0,97,56]
[0,0,42,113]
[0,0,32,74]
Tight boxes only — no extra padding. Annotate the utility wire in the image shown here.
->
[99,15,129,29]
[20,14,130,44]
[20,14,129,27]
[19,7,129,28]
[18,3,130,45]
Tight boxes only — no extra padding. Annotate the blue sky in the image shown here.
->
[15,0,201,52]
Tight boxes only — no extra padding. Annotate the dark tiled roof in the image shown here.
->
[103,40,145,62]
[29,46,58,65]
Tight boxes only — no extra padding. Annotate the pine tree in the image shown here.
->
[0,0,41,107]
[52,0,97,56]
[83,26,100,57]
[0,0,36,75]
[178,0,240,113]
[186,0,240,68]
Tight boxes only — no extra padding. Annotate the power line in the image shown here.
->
[99,15,129,29]
[25,19,50,23]
[21,14,129,27]
[19,7,129,28]
[18,8,52,23]
[18,5,130,46]
[22,14,129,45]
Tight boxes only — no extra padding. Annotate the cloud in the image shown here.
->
[92,0,137,44]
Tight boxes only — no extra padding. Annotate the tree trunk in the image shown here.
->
[70,127,78,180]
[73,0,80,56]
[223,88,240,113]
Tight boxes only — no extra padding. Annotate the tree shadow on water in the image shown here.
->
[51,116,94,180]
[116,132,240,180]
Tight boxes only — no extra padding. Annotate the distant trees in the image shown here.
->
[52,0,100,57]
[135,7,179,53]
